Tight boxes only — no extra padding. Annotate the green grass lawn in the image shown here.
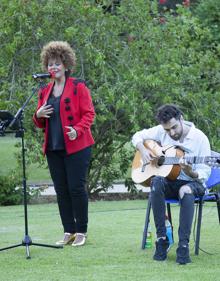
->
[0,135,50,183]
[0,200,220,281]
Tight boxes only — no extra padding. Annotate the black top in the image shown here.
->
[47,95,65,151]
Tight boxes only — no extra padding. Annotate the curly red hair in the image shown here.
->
[41,41,76,73]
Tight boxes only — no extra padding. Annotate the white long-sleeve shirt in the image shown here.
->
[132,121,211,184]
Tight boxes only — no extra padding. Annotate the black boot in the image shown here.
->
[176,244,191,265]
[153,237,169,261]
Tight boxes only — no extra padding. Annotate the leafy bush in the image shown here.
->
[0,0,219,196]
[194,0,220,42]
[0,169,23,205]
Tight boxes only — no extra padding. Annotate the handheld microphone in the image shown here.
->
[32,73,53,79]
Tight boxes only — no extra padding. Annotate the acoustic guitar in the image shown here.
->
[131,140,220,187]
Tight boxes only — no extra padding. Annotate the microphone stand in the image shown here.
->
[0,80,63,259]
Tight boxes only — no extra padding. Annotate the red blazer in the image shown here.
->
[33,77,95,155]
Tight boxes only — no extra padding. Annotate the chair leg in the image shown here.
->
[195,199,203,255]
[166,203,172,225]
[142,194,151,249]
[166,203,174,242]
[215,192,220,224]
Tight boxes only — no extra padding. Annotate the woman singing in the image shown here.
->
[33,41,95,247]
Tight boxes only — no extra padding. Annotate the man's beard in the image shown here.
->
[171,135,181,141]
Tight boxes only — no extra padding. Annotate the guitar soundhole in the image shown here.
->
[157,156,165,166]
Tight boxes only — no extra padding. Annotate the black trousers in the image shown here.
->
[150,176,205,246]
[46,147,91,234]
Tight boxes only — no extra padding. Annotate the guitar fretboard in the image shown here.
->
[162,156,215,165]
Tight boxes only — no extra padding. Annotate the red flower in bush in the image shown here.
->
[159,17,166,24]
[159,0,167,4]
[127,35,135,43]
[183,0,190,7]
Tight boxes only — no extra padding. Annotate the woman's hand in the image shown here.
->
[65,126,77,140]
[36,102,54,118]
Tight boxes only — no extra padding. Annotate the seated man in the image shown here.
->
[132,104,211,264]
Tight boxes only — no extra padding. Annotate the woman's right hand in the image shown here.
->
[36,102,54,118]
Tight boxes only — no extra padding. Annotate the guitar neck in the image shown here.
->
[163,156,209,165]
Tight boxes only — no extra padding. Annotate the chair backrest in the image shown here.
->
[206,168,220,189]
[211,151,220,157]
[205,151,220,189]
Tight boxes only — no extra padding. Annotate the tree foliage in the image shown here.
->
[194,0,220,43]
[0,0,219,197]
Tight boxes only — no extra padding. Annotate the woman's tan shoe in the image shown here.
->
[72,233,87,246]
[56,233,76,245]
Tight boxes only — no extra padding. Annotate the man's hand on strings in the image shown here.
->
[136,142,155,165]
